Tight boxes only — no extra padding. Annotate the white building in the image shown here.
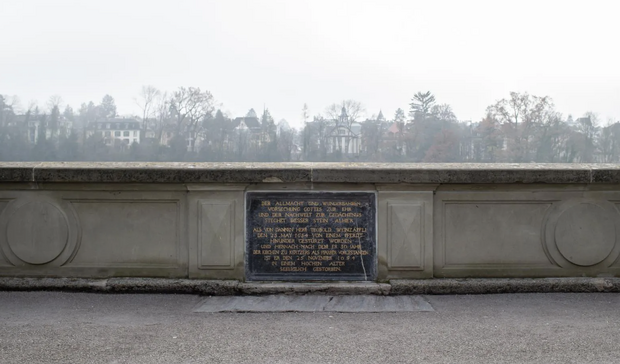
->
[27,117,73,144]
[87,118,141,146]
[326,107,361,155]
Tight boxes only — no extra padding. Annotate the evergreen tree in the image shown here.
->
[50,105,60,136]
[100,95,117,119]
[63,105,75,122]
[409,91,436,121]
[394,108,405,124]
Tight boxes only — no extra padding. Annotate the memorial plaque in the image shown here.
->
[246,192,376,281]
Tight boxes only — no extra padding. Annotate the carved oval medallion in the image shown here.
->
[554,203,615,267]
[6,201,69,265]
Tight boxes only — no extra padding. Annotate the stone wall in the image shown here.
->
[1,162,620,281]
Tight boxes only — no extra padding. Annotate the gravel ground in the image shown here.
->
[1,292,619,364]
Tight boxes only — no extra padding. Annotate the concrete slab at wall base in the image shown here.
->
[1,277,620,295]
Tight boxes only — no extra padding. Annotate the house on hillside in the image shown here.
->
[380,121,407,156]
[232,114,272,149]
[14,114,73,144]
[276,119,291,136]
[233,116,261,132]
[326,107,362,155]
[86,118,141,146]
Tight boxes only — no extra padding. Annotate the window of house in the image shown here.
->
[114,131,120,137]
[105,131,111,137]
[123,131,129,137]
[133,131,137,137]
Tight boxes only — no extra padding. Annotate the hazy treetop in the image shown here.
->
[1,0,618,127]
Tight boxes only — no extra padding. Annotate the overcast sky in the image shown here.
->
[1,0,619,128]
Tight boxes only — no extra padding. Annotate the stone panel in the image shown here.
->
[378,192,433,279]
[542,198,620,271]
[198,200,235,269]
[555,203,615,266]
[433,190,572,277]
[0,196,80,268]
[442,202,552,267]
[67,200,181,269]
[6,201,69,265]
[188,189,245,279]
[0,200,9,266]
[388,203,423,269]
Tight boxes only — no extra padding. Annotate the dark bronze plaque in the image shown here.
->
[246,192,376,281]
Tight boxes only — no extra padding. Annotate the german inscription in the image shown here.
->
[246,192,376,281]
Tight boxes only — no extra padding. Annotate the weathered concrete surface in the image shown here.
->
[2,277,620,295]
[194,295,433,312]
[1,291,620,364]
[2,162,620,183]
[0,277,239,295]
[390,278,620,294]
[238,282,391,295]
[323,295,433,312]
[3,162,620,282]
[194,295,333,312]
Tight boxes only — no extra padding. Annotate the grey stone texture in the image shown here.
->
[0,277,239,295]
[2,162,620,289]
[2,277,620,295]
[238,282,391,295]
[2,162,620,184]
[390,278,620,295]
[5,292,620,364]
[194,295,332,312]
[193,294,433,312]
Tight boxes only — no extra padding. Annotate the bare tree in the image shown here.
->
[135,85,161,133]
[169,87,215,153]
[574,112,599,162]
[431,103,456,121]
[153,91,171,145]
[325,100,365,127]
[302,103,309,124]
[47,95,63,112]
[277,129,296,161]
[486,92,554,162]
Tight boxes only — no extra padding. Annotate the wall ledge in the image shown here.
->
[1,277,619,295]
[2,162,620,184]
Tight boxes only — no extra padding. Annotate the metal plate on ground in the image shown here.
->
[193,295,434,313]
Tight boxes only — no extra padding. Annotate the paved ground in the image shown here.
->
[1,292,619,364]
[194,294,433,312]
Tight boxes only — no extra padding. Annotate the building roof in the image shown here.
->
[387,122,403,134]
[233,117,261,129]
[89,118,141,130]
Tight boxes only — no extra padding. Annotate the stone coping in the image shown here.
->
[1,277,619,295]
[1,162,620,184]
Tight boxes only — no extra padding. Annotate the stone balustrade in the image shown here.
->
[1,162,620,281]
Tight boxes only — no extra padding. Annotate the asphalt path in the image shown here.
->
[1,292,619,364]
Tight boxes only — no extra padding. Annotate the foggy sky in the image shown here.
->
[1,0,619,127]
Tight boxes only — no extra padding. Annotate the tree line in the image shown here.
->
[1,87,618,163]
